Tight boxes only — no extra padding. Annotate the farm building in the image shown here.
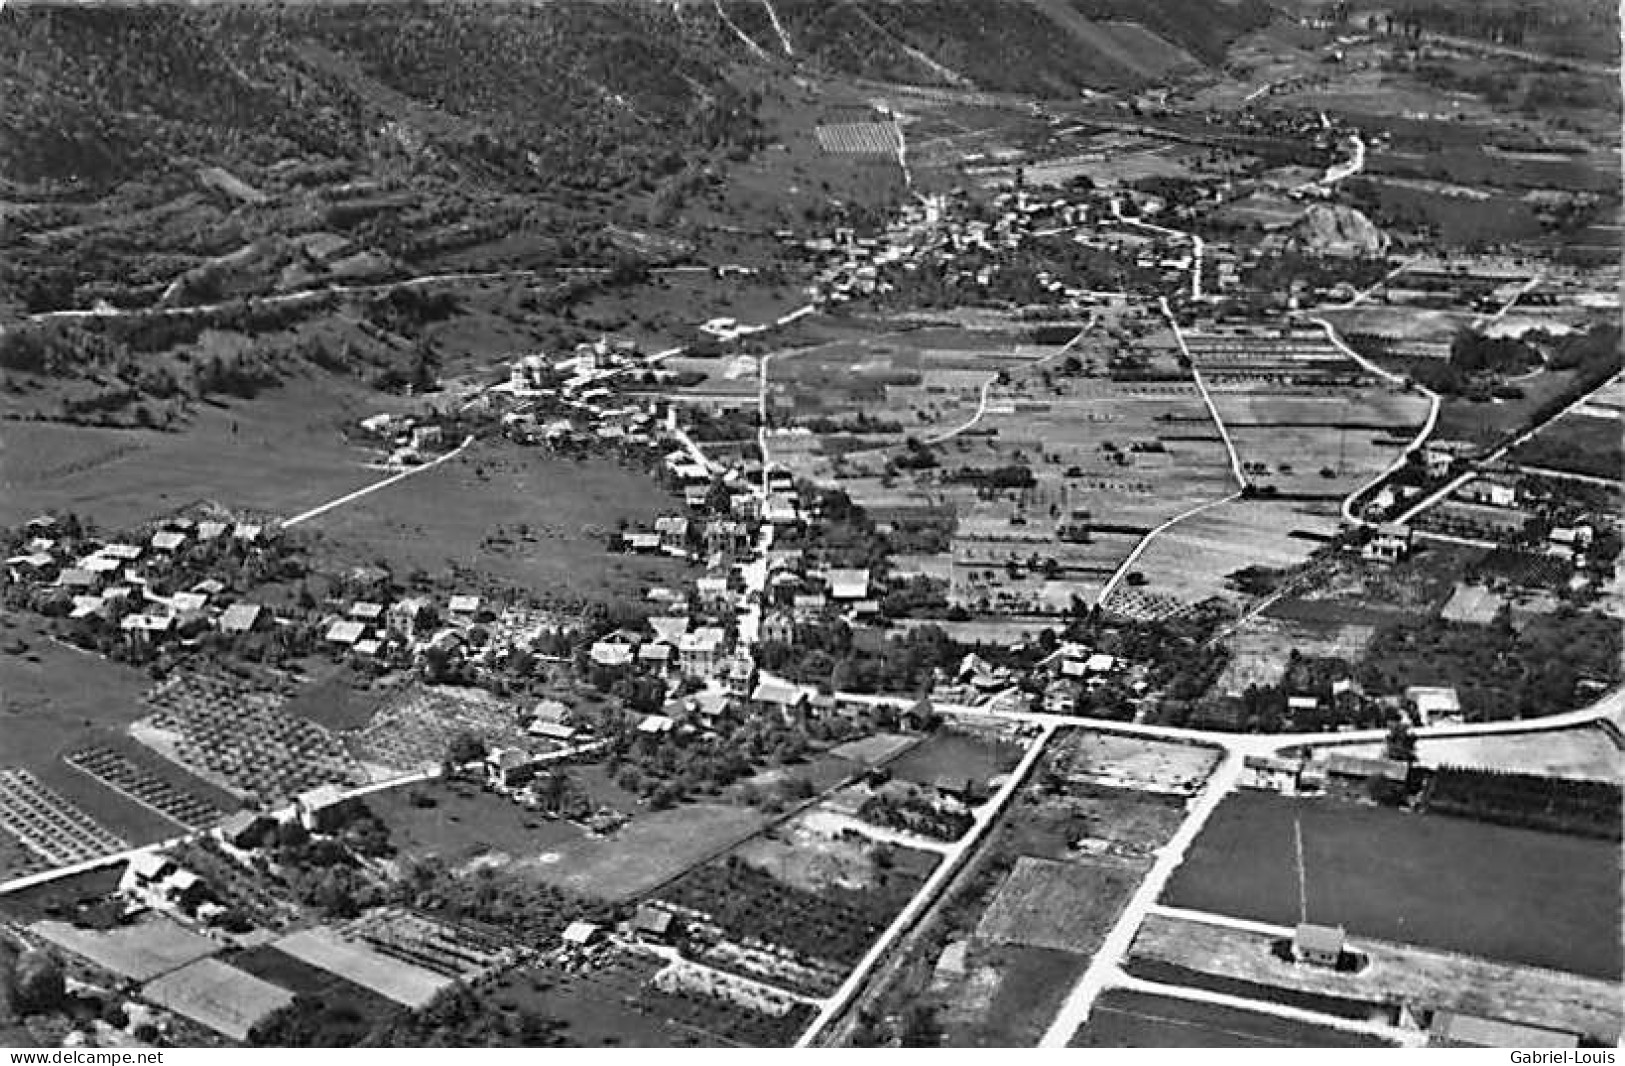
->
[1292,923,1345,967]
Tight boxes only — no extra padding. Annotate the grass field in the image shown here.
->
[0,379,388,528]
[941,943,1090,1047]
[300,440,689,605]
[524,802,770,901]
[1512,410,1624,480]
[975,856,1140,953]
[227,945,402,1043]
[0,615,232,849]
[485,956,720,1047]
[1070,989,1394,1048]
[887,729,1024,789]
[365,778,585,866]
[1163,791,1623,979]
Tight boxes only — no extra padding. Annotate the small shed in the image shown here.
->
[1292,923,1344,967]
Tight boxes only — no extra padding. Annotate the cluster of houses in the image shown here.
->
[355,412,450,466]
[3,514,278,650]
[1241,749,1412,796]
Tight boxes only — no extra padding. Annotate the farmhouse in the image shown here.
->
[1361,523,1413,564]
[561,921,601,949]
[1292,922,1345,967]
[826,568,871,601]
[325,620,367,648]
[751,678,814,722]
[631,904,676,942]
[296,784,359,832]
[485,748,538,789]
[1242,754,1304,792]
[1405,685,1462,725]
[218,603,264,634]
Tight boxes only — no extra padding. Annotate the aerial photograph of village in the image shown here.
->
[0,0,1618,1051]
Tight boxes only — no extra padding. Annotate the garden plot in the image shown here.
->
[1214,617,1375,697]
[351,685,531,774]
[1125,500,1339,607]
[0,767,127,867]
[275,925,455,1009]
[975,856,1140,953]
[1049,732,1219,795]
[345,907,520,981]
[31,915,220,982]
[137,671,366,805]
[815,122,901,154]
[65,746,226,831]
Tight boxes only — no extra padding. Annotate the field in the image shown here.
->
[0,614,222,851]
[142,957,296,1044]
[228,945,402,1044]
[525,802,770,901]
[1070,989,1395,1048]
[887,728,1024,789]
[1126,500,1340,609]
[1512,409,1624,480]
[1131,912,1623,1046]
[814,122,900,155]
[1214,617,1375,696]
[299,441,689,605]
[365,778,585,866]
[484,955,720,1047]
[830,731,1194,1047]
[350,685,538,775]
[1163,791,1623,979]
[274,925,453,1009]
[1047,732,1219,795]
[1430,367,1586,447]
[0,380,392,528]
[975,856,1139,953]
[936,943,1091,1047]
[1330,727,1621,783]
[31,915,221,982]
[138,669,367,805]
[734,806,939,895]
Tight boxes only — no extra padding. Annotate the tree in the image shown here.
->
[13,951,64,1014]
[445,731,486,769]
[1383,720,1418,763]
